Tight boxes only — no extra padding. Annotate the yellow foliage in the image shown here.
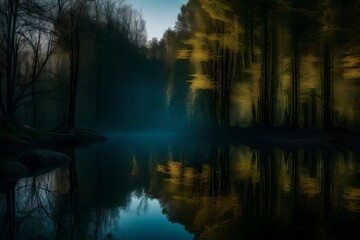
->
[177,49,191,59]
[188,74,216,90]
[342,56,360,79]
[200,0,232,23]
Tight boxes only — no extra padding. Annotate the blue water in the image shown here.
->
[1,133,360,239]
[112,192,193,240]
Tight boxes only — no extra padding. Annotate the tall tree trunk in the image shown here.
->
[260,10,270,126]
[95,50,103,128]
[67,46,80,128]
[269,17,279,125]
[0,72,5,116]
[5,0,19,120]
[95,1,104,128]
[244,4,253,69]
[221,48,231,127]
[291,36,300,127]
[250,1,255,63]
[311,89,317,128]
[322,39,333,129]
[67,11,81,128]
[31,47,39,128]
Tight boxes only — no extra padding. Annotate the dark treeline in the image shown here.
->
[1,0,360,132]
[0,0,166,131]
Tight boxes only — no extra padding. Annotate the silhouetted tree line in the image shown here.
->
[0,0,166,130]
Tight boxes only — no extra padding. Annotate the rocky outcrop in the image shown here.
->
[0,149,72,192]
[0,161,27,193]
[0,119,107,150]
[17,149,71,177]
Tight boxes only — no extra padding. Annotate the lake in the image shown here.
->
[1,133,360,239]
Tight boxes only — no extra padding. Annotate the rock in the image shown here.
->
[17,149,71,177]
[0,161,27,193]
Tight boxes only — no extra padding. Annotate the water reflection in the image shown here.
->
[107,191,194,240]
[1,135,360,239]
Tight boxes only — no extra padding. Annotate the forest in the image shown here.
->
[168,0,360,131]
[2,0,360,240]
[1,0,360,137]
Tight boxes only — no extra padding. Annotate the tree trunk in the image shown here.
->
[5,0,19,120]
[95,1,104,128]
[0,72,5,116]
[291,36,300,127]
[322,40,333,129]
[67,11,81,128]
[250,1,255,63]
[67,46,80,128]
[260,10,270,126]
[269,17,279,125]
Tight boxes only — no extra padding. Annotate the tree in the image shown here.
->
[289,0,301,127]
[176,0,242,127]
[53,0,87,127]
[0,0,53,121]
[93,0,105,128]
[320,2,334,129]
[1,0,21,119]
[19,26,53,127]
[248,0,280,127]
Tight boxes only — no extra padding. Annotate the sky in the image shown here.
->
[129,0,188,40]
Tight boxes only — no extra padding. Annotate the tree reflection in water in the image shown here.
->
[1,141,360,239]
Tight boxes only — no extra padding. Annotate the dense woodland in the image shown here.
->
[1,0,360,133]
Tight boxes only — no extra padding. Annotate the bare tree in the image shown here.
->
[52,0,87,127]
[114,2,147,47]
[0,0,54,121]
[2,0,21,119]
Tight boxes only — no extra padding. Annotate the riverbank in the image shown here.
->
[0,119,107,192]
[0,119,107,153]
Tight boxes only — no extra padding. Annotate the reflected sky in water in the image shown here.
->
[1,133,360,239]
[112,191,194,240]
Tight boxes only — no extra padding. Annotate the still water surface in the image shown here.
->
[1,133,360,239]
